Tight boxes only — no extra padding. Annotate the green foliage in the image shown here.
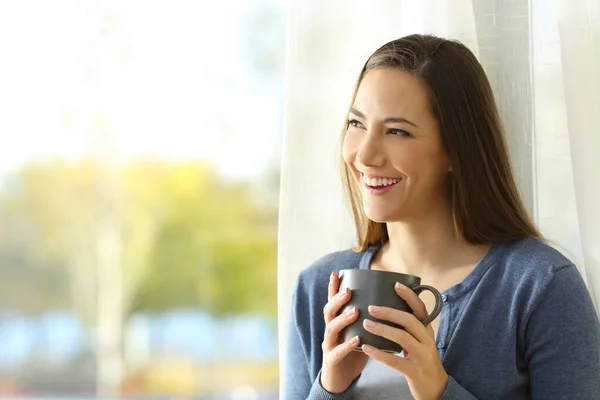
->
[0,159,279,318]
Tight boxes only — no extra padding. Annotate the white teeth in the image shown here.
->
[362,175,401,187]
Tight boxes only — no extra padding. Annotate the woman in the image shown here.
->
[284,34,600,399]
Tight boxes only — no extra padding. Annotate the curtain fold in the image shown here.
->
[278,0,600,394]
[556,0,600,306]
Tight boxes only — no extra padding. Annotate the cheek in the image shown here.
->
[388,142,448,176]
[387,143,419,171]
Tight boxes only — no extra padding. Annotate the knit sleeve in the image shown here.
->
[283,277,314,400]
[283,272,361,400]
[441,375,479,399]
[524,265,600,399]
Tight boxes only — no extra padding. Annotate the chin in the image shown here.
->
[364,209,398,224]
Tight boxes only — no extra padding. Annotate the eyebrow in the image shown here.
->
[350,107,419,128]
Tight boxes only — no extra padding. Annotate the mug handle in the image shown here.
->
[411,285,443,326]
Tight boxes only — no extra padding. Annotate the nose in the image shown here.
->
[356,132,385,168]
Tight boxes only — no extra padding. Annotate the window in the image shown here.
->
[0,1,287,399]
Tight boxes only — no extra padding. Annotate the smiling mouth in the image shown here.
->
[361,174,402,188]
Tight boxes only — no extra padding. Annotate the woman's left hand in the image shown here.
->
[362,282,448,400]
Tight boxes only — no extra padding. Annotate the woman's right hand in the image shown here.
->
[320,271,369,394]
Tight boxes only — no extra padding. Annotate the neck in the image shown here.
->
[379,202,490,276]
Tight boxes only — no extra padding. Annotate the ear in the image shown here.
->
[444,153,453,173]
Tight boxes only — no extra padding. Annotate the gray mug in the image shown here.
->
[338,269,443,353]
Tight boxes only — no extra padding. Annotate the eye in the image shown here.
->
[347,119,364,128]
[389,128,411,137]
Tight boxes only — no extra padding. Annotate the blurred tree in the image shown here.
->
[0,160,106,321]
[125,161,278,317]
[0,159,278,320]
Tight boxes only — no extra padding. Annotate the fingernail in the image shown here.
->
[368,305,381,314]
[363,319,375,328]
[395,282,407,291]
[345,307,356,317]
[362,344,374,353]
[330,272,334,280]
[350,335,359,344]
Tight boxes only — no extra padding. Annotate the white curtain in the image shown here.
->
[278,0,600,394]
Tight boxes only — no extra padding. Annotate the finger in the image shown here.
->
[323,287,350,323]
[327,335,361,366]
[328,271,338,301]
[362,318,420,356]
[362,344,414,375]
[368,306,433,346]
[395,282,428,321]
[322,306,359,350]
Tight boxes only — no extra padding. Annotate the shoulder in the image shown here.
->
[498,237,573,270]
[294,248,364,300]
[504,241,600,367]
[490,237,587,314]
[492,237,576,285]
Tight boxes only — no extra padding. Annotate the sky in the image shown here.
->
[0,0,287,180]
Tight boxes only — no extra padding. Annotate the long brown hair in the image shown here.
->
[341,34,542,251]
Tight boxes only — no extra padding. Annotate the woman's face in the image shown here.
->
[342,68,452,223]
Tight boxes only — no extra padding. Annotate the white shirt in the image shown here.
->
[353,354,414,399]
